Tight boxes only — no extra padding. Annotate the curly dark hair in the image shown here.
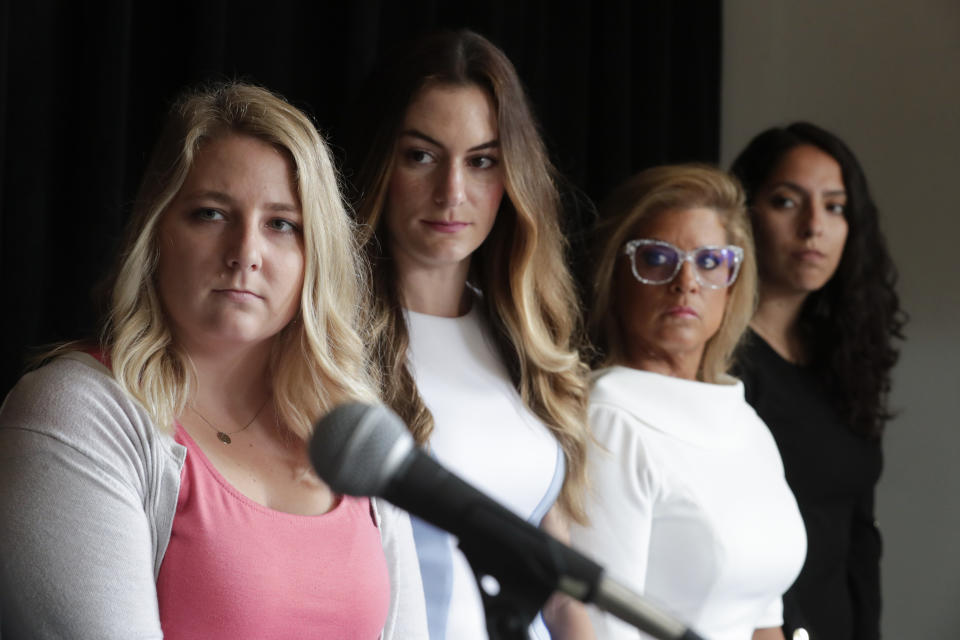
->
[731,122,906,438]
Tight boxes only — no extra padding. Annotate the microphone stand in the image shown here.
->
[459,536,553,640]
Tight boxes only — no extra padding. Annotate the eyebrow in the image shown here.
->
[775,181,846,198]
[182,189,300,213]
[399,129,499,152]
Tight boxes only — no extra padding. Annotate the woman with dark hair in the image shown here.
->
[347,29,593,639]
[0,82,427,638]
[731,122,905,640]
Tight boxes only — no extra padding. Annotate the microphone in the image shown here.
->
[309,402,705,640]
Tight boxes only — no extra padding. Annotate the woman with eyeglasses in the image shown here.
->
[570,165,806,640]
[730,123,905,640]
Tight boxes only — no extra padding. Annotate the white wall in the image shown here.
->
[721,1,960,637]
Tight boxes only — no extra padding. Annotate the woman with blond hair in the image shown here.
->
[0,82,426,639]
[347,28,592,640]
[570,165,806,640]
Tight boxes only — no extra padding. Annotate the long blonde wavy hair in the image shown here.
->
[97,81,375,439]
[349,29,590,522]
[589,164,758,384]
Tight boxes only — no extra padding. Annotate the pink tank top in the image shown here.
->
[156,424,390,639]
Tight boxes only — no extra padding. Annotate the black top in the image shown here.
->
[735,331,882,640]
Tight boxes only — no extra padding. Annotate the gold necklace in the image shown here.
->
[192,396,271,445]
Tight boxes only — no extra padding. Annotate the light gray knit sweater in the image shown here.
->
[0,352,427,638]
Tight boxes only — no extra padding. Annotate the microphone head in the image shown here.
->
[309,402,414,496]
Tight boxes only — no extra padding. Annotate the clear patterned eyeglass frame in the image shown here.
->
[623,239,744,289]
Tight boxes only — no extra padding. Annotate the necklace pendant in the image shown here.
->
[217,431,232,445]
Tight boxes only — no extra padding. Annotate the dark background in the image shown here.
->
[0,0,721,396]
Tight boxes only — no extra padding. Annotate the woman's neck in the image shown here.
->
[396,258,473,317]
[624,343,704,381]
[750,284,810,364]
[185,341,274,415]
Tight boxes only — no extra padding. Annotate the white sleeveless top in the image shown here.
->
[406,306,564,640]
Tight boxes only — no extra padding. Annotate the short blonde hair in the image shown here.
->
[589,164,757,383]
[104,81,375,438]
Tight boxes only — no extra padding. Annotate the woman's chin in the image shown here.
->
[182,321,284,353]
[653,328,708,353]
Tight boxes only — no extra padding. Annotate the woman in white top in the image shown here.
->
[347,29,593,640]
[570,165,806,640]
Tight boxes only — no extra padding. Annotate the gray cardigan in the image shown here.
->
[0,352,427,638]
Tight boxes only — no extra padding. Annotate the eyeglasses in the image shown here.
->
[623,239,744,289]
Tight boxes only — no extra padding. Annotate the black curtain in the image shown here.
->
[0,0,721,396]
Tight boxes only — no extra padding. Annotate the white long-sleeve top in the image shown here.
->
[571,366,806,640]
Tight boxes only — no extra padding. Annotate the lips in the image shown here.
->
[665,305,698,318]
[792,248,826,262]
[422,220,470,233]
[213,288,263,301]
